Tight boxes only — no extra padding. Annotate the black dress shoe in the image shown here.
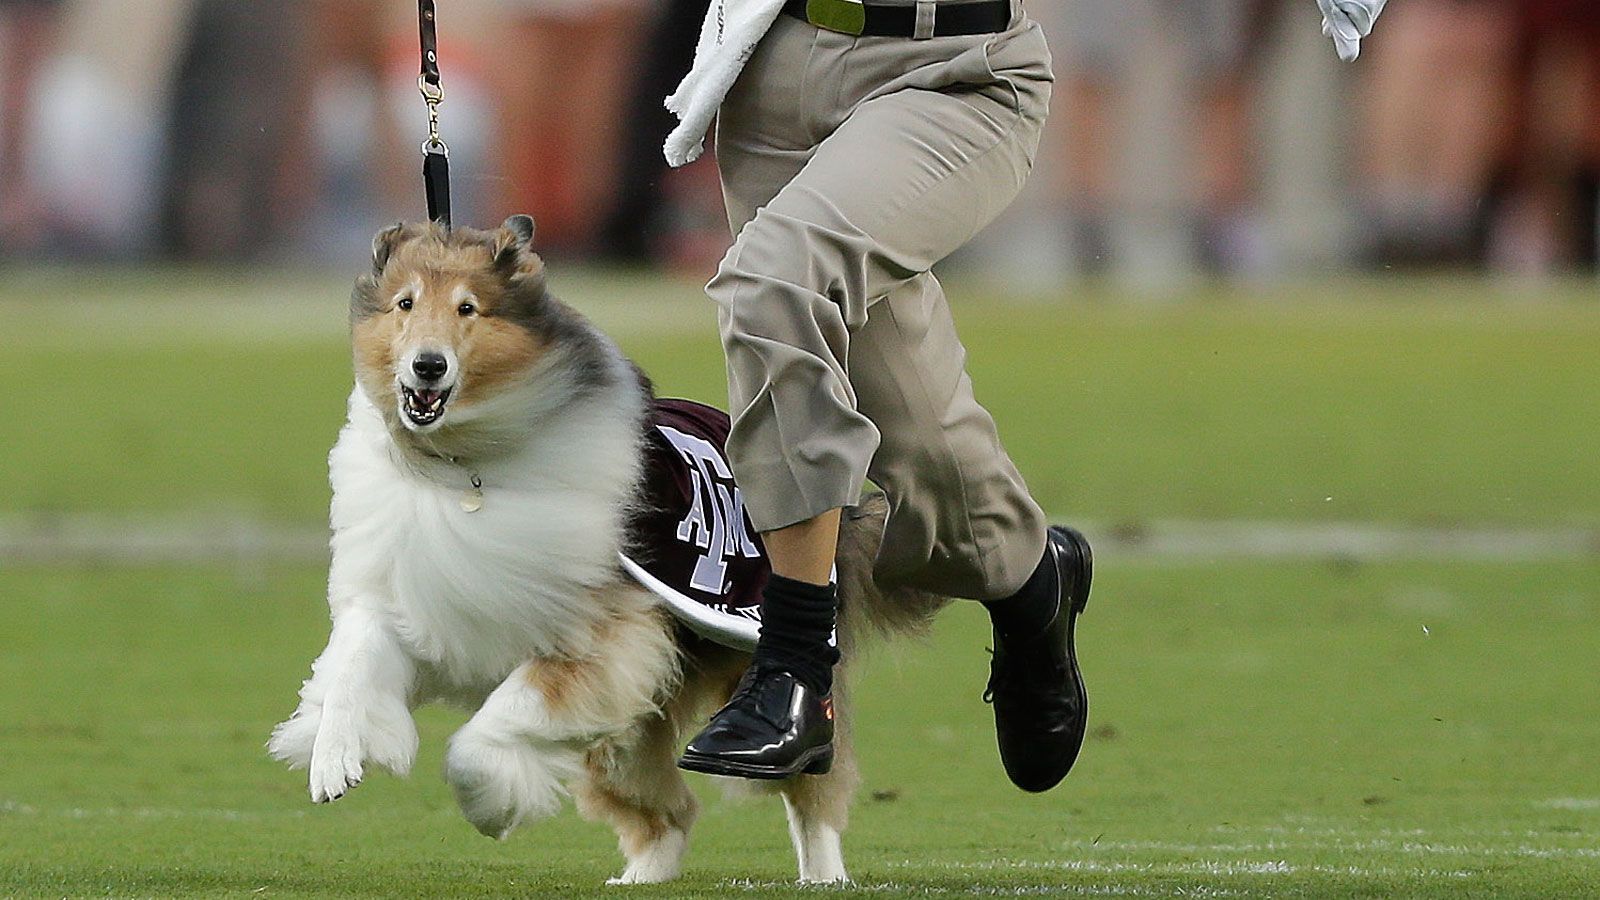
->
[984,525,1093,793]
[678,667,835,780]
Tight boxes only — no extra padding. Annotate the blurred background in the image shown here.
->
[2,0,1598,279]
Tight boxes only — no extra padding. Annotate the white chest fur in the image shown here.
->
[326,389,642,692]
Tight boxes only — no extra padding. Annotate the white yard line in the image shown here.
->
[2,274,714,349]
[718,879,1232,897]
[0,515,330,566]
[0,800,305,822]
[1539,798,1600,811]
[1093,520,1600,564]
[895,859,1478,879]
[1,515,1595,567]
[1051,838,1600,862]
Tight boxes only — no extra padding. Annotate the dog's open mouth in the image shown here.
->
[401,386,452,426]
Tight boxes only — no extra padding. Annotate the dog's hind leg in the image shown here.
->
[777,684,859,884]
[778,769,853,883]
[575,710,698,885]
[445,600,679,841]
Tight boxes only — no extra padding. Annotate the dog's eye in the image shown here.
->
[458,302,477,317]
[396,297,413,312]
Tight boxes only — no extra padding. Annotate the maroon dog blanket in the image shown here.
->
[622,399,771,648]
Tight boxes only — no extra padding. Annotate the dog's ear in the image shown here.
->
[504,214,535,245]
[493,215,539,274]
[371,222,407,275]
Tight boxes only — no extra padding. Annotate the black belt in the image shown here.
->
[781,0,1011,38]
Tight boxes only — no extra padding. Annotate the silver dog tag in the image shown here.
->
[460,475,484,513]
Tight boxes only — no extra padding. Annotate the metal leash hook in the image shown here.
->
[418,0,452,226]
[419,76,447,157]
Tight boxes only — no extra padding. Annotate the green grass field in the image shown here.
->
[3,270,1598,897]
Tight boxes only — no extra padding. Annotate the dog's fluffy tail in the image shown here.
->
[832,492,951,654]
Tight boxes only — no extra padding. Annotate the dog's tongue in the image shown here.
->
[416,389,441,405]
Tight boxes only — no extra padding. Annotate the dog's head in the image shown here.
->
[350,215,552,436]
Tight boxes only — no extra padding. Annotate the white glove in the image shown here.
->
[1317,0,1386,62]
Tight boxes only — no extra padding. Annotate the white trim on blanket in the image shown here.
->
[620,552,762,651]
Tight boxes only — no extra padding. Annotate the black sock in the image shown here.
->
[981,543,1059,639]
[753,574,839,694]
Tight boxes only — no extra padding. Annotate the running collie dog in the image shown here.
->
[267,217,944,884]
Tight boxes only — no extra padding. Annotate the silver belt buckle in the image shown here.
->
[805,0,866,35]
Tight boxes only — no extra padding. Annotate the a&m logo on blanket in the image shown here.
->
[622,398,771,646]
[656,424,763,595]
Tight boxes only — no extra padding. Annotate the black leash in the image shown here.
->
[418,0,451,226]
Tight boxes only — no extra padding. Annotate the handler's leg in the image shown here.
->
[852,272,1046,601]
[684,16,1089,790]
[850,272,1095,793]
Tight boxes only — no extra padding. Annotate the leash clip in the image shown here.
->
[417,75,449,158]
[417,1,451,225]
[418,74,443,105]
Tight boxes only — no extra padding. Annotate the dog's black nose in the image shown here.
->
[412,352,449,382]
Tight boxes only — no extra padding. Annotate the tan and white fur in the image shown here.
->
[267,217,944,885]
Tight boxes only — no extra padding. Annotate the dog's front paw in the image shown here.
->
[444,731,573,839]
[267,706,321,770]
[309,725,364,803]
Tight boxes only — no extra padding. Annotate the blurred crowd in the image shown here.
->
[0,0,1596,278]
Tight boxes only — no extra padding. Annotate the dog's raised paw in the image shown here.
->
[266,708,321,769]
[309,728,364,803]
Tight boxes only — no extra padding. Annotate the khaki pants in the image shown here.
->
[708,6,1054,601]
